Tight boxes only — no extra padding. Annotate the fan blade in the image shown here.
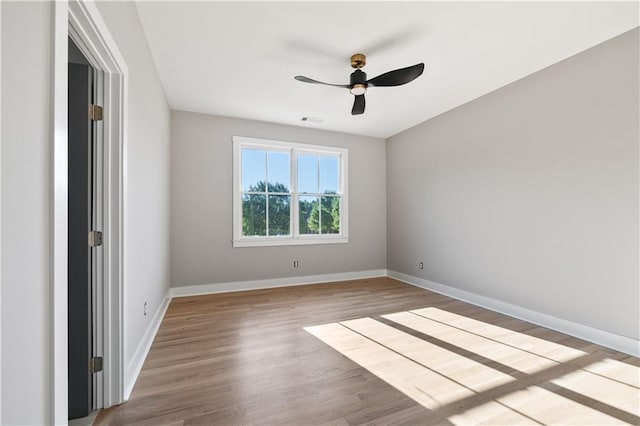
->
[351,94,365,115]
[366,63,424,87]
[294,76,349,88]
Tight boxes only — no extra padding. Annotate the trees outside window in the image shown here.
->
[233,136,348,247]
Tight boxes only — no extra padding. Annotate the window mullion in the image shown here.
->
[265,151,269,236]
[292,148,298,238]
[339,153,343,236]
[317,156,322,235]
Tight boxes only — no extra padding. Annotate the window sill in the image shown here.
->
[233,236,349,248]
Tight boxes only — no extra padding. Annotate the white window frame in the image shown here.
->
[233,136,349,247]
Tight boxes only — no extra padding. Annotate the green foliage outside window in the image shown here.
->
[243,181,339,236]
[242,181,291,236]
[307,195,340,234]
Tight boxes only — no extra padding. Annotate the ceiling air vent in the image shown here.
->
[300,116,323,123]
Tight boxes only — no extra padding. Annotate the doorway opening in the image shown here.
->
[67,37,102,420]
[53,1,128,422]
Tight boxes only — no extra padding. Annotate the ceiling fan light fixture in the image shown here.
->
[295,53,424,115]
[350,84,367,96]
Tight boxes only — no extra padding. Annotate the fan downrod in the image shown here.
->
[350,53,366,69]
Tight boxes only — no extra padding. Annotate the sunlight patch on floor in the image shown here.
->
[304,322,474,409]
[552,367,640,416]
[305,307,640,425]
[340,317,514,392]
[451,386,628,425]
[385,311,561,374]
[410,308,585,363]
[582,358,640,388]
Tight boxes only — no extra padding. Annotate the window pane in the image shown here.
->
[322,197,340,234]
[319,156,339,194]
[268,195,290,236]
[242,149,266,192]
[267,151,290,193]
[242,194,266,236]
[298,155,318,194]
[321,196,340,234]
[299,196,319,235]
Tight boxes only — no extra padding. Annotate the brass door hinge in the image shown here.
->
[91,356,103,373]
[89,230,103,247]
[89,104,103,121]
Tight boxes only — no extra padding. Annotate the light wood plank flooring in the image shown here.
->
[97,277,639,425]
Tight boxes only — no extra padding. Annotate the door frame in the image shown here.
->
[52,1,127,422]
[0,1,3,421]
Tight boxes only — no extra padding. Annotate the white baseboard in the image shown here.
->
[387,270,640,357]
[171,269,388,298]
[124,292,171,400]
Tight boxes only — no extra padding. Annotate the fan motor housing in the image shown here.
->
[350,69,367,87]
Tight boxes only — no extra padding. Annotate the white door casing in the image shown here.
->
[52,1,127,422]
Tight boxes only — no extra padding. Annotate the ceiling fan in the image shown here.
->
[295,53,424,115]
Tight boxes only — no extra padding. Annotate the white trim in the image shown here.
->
[233,236,348,248]
[0,0,3,421]
[69,0,128,409]
[52,2,69,423]
[124,293,171,400]
[171,269,388,298]
[387,270,640,357]
[234,136,347,154]
[91,68,105,410]
[53,0,128,421]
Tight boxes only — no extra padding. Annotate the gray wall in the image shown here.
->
[387,28,639,340]
[171,112,387,287]
[1,2,171,423]
[1,2,52,423]
[94,0,171,374]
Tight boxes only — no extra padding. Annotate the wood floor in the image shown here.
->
[97,277,640,425]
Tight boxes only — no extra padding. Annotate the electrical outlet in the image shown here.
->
[293,260,299,268]
[418,262,424,270]
[144,302,148,316]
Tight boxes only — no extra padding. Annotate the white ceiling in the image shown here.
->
[135,1,638,139]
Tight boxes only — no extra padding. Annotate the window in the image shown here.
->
[233,136,348,247]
